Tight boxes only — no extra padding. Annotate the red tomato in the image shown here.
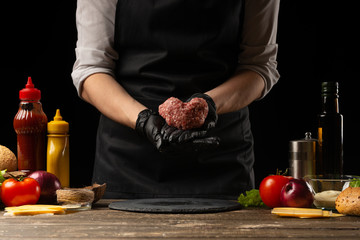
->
[1,177,41,207]
[259,175,292,208]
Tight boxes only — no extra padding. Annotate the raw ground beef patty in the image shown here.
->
[158,97,208,130]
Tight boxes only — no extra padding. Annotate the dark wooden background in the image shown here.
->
[0,1,359,188]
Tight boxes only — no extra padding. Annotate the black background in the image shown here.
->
[0,1,359,189]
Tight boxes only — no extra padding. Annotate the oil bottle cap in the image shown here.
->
[321,82,339,96]
[19,77,41,100]
[48,109,69,133]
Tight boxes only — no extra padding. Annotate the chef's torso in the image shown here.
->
[93,0,255,199]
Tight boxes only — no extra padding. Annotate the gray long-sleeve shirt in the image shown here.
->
[72,0,280,98]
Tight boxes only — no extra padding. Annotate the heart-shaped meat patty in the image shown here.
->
[159,97,208,130]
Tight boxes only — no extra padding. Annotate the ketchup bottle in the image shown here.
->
[14,77,48,173]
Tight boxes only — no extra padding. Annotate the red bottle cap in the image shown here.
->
[19,77,41,100]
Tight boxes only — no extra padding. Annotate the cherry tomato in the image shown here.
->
[259,175,292,208]
[1,177,41,207]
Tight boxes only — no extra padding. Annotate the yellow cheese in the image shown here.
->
[272,207,344,218]
[4,205,66,216]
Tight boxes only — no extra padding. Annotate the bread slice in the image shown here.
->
[335,187,360,216]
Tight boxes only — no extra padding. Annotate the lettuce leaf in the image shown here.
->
[237,189,264,207]
[350,178,360,188]
[0,169,6,186]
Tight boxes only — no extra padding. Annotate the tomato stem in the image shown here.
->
[6,172,25,182]
[276,168,289,176]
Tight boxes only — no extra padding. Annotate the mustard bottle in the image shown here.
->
[47,109,70,187]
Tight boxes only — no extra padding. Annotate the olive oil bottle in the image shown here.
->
[317,82,343,177]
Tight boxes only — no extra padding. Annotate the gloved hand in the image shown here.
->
[136,106,220,153]
[186,93,218,130]
[135,109,165,150]
[161,124,207,143]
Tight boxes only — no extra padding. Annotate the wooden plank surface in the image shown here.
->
[0,199,360,239]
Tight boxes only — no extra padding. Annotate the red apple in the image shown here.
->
[280,179,314,208]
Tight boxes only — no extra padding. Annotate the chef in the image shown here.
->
[72,0,280,199]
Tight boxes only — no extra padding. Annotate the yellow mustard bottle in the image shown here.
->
[47,109,70,187]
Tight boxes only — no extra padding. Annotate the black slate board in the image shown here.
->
[108,198,242,214]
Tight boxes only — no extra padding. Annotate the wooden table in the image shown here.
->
[0,199,359,239]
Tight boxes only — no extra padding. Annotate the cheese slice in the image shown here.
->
[272,207,344,218]
[4,205,66,216]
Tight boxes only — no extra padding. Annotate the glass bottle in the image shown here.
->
[317,82,343,177]
[14,77,48,173]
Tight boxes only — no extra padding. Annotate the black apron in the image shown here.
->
[92,0,255,200]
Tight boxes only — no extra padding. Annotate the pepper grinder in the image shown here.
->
[289,132,317,179]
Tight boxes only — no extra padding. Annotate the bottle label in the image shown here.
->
[318,127,323,148]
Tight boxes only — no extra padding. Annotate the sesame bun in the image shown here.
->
[335,187,360,216]
[0,145,17,171]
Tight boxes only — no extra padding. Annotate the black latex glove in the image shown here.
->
[135,109,165,150]
[160,122,220,152]
[136,109,220,153]
[186,93,218,130]
[161,124,207,143]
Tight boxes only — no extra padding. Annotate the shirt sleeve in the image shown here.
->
[71,0,118,96]
[237,0,280,98]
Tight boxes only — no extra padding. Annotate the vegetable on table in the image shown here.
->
[280,179,314,208]
[259,170,293,208]
[237,189,264,207]
[1,174,41,207]
[0,169,6,202]
[350,178,360,188]
[0,169,6,186]
[28,170,61,204]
